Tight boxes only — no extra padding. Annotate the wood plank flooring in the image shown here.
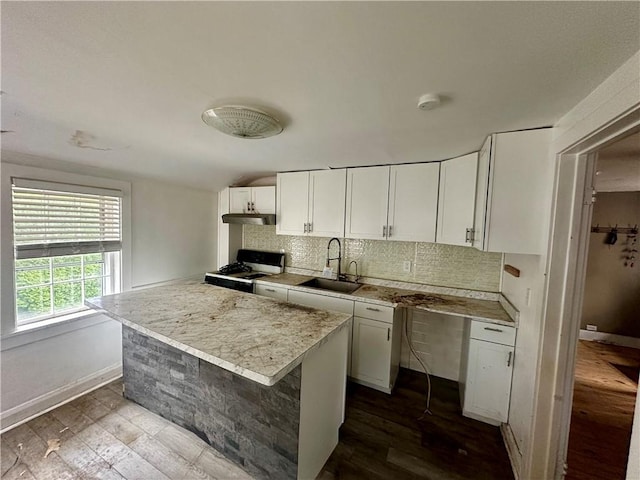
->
[566,340,640,480]
[0,379,251,480]
[1,369,514,480]
[321,369,514,479]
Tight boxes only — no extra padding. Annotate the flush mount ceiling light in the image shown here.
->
[201,106,283,139]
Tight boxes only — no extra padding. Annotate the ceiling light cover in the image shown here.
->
[202,106,283,139]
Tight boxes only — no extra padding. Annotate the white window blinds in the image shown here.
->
[12,178,122,259]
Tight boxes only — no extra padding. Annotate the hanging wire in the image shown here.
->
[404,315,433,419]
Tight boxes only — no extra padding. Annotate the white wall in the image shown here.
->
[501,254,547,471]
[0,155,217,430]
[528,50,640,480]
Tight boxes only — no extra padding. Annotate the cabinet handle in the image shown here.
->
[265,288,276,293]
[251,201,255,212]
[388,225,393,237]
[465,228,474,243]
[247,202,251,213]
[387,328,390,341]
[308,223,312,233]
[484,327,503,333]
[366,307,381,312]
[383,225,387,237]
[507,351,513,367]
[303,223,308,233]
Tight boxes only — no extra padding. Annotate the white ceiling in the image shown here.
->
[2,2,639,192]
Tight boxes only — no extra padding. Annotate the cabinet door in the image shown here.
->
[351,317,392,388]
[436,153,478,246]
[229,188,252,213]
[345,166,390,240]
[464,339,513,423]
[485,129,552,254]
[251,186,276,214]
[276,172,309,235]
[308,169,346,237]
[472,137,491,250]
[388,163,439,242]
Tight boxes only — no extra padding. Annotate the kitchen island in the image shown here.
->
[86,280,352,480]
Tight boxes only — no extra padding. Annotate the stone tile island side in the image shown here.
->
[86,280,352,480]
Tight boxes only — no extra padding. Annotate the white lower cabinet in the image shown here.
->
[287,290,355,376]
[254,284,288,301]
[350,302,401,393]
[460,320,515,425]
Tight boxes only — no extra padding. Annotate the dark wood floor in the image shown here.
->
[1,369,514,480]
[321,369,514,480]
[566,340,640,480]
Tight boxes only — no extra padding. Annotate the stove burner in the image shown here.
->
[219,262,252,275]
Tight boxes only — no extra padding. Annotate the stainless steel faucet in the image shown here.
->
[326,237,343,280]
[348,260,360,283]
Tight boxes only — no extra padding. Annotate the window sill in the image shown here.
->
[1,309,116,352]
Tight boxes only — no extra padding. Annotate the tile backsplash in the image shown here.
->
[244,225,502,292]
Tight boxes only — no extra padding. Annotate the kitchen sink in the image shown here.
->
[299,278,361,294]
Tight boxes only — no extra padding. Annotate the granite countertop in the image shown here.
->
[86,281,352,386]
[256,273,517,326]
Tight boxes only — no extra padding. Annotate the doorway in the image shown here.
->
[564,133,640,479]
[550,127,640,479]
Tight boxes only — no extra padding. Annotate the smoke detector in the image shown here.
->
[201,106,283,139]
[417,93,441,111]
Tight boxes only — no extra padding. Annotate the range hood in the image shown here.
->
[222,213,276,225]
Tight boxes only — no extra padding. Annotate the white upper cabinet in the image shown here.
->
[229,186,275,214]
[277,172,309,235]
[345,166,390,240]
[388,163,440,242]
[472,138,491,250]
[308,169,347,237]
[277,170,346,237]
[436,153,478,246]
[474,128,552,254]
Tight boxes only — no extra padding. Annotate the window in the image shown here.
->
[11,178,123,325]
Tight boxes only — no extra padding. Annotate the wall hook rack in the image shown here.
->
[590,224,638,235]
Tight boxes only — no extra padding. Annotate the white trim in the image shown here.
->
[0,364,122,433]
[579,330,640,350]
[501,423,522,480]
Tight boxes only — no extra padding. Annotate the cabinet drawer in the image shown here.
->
[255,284,288,301]
[470,321,516,346]
[288,290,354,315]
[354,302,394,323]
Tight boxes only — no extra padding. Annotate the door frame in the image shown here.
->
[535,106,640,479]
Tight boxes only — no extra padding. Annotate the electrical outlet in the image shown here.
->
[586,324,598,332]
[402,261,411,273]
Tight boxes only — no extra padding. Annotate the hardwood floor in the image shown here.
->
[1,369,513,480]
[566,340,640,480]
[321,369,514,480]
[0,379,251,480]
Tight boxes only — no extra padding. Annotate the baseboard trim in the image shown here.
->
[501,423,522,480]
[0,364,122,433]
[579,330,640,349]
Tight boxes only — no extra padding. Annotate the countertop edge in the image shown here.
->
[87,299,352,386]
[255,276,518,326]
